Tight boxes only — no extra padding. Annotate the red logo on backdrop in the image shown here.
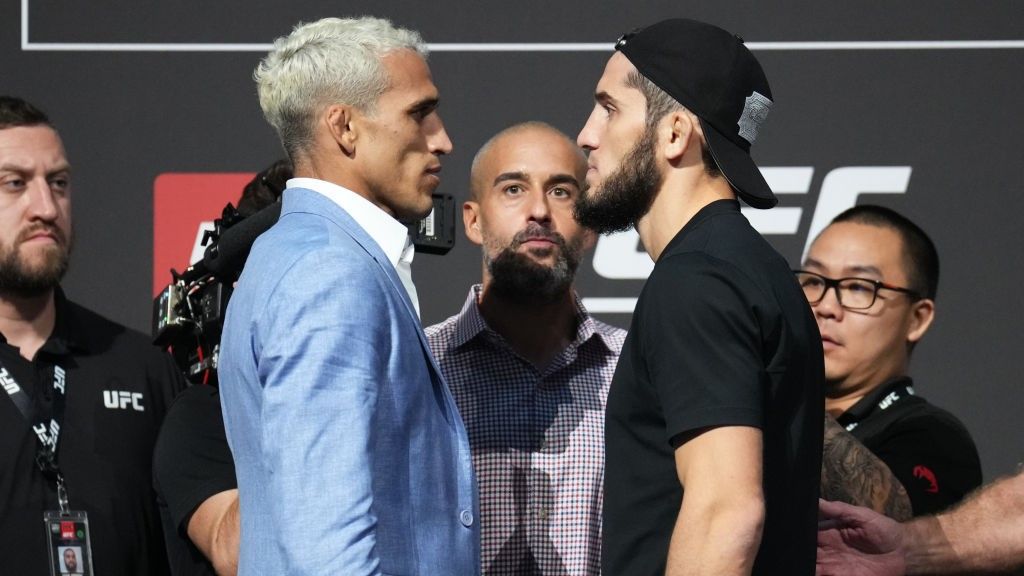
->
[60,521,75,539]
[152,173,255,296]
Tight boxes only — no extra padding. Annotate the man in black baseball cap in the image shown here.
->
[575,18,824,576]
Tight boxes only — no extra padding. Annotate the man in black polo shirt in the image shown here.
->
[797,205,981,515]
[574,19,824,575]
[0,96,184,575]
[152,162,290,576]
[153,385,238,576]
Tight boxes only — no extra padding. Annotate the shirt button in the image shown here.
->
[459,509,474,527]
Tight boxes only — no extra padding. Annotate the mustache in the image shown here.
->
[510,224,566,250]
[17,224,67,246]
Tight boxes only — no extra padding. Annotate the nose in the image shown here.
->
[577,108,601,151]
[426,113,453,156]
[27,179,60,222]
[813,284,844,321]
[526,189,552,224]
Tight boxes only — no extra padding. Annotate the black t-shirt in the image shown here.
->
[0,291,184,576]
[839,377,982,515]
[603,200,825,576]
[153,384,237,576]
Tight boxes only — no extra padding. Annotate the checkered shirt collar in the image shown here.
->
[449,284,613,353]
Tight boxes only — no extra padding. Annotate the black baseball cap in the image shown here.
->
[616,18,777,209]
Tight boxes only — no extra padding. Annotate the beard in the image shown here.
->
[574,123,662,234]
[485,222,583,305]
[0,224,72,298]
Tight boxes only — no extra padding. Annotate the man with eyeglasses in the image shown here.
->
[796,205,981,516]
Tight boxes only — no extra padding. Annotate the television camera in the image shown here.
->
[153,194,456,385]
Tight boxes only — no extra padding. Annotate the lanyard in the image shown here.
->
[842,383,915,432]
[1,358,70,512]
[0,363,33,417]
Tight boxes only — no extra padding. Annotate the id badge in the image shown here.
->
[44,510,94,576]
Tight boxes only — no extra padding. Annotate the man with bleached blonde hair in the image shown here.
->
[219,16,478,575]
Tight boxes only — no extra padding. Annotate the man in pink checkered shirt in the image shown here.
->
[426,122,625,575]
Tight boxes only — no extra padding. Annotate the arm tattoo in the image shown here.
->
[820,414,913,521]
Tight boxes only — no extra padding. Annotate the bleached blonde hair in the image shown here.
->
[254,16,427,159]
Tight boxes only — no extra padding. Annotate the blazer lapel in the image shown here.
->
[282,189,446,378]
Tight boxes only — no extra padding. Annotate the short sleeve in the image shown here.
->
[639,253,769,445]
[871,414,983,515]
[153,385,238,534]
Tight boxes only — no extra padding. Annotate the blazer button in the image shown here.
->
[459,509,474,527]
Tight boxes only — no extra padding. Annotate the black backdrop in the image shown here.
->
[3,1,1022,480]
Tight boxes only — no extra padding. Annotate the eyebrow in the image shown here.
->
[594,91,618,106]
[407,97,439,114]
[492,171,580,189]
[545,173,581,188]
[493,171,528,186]
[803,258,883,278]
[0,162,71,175]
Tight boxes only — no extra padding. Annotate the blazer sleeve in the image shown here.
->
[255,247,390,575]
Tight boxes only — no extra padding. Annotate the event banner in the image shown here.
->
[4,1,1022,479]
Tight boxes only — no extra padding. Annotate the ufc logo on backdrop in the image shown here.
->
[592,166,912,279]
[103,390,145,412]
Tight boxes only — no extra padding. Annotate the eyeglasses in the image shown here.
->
[793,270,922,310]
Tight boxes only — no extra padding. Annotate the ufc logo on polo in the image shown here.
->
[103,390,145,412]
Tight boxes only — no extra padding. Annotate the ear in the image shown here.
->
[663,111,696,163]
[906,298,935,344]
[325,104,357,156]
[463,200,483,245]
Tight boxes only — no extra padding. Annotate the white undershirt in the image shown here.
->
[286,178,420,318]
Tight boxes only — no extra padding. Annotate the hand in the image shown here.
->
[816,498,907,576]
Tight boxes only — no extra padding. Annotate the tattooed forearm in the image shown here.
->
[821,414,913,521]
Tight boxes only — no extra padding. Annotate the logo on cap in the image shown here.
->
[615,29,640,50]
[913,465,940,494]
[738,91,773,145]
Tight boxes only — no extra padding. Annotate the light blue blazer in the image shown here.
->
[219,188,479,575]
